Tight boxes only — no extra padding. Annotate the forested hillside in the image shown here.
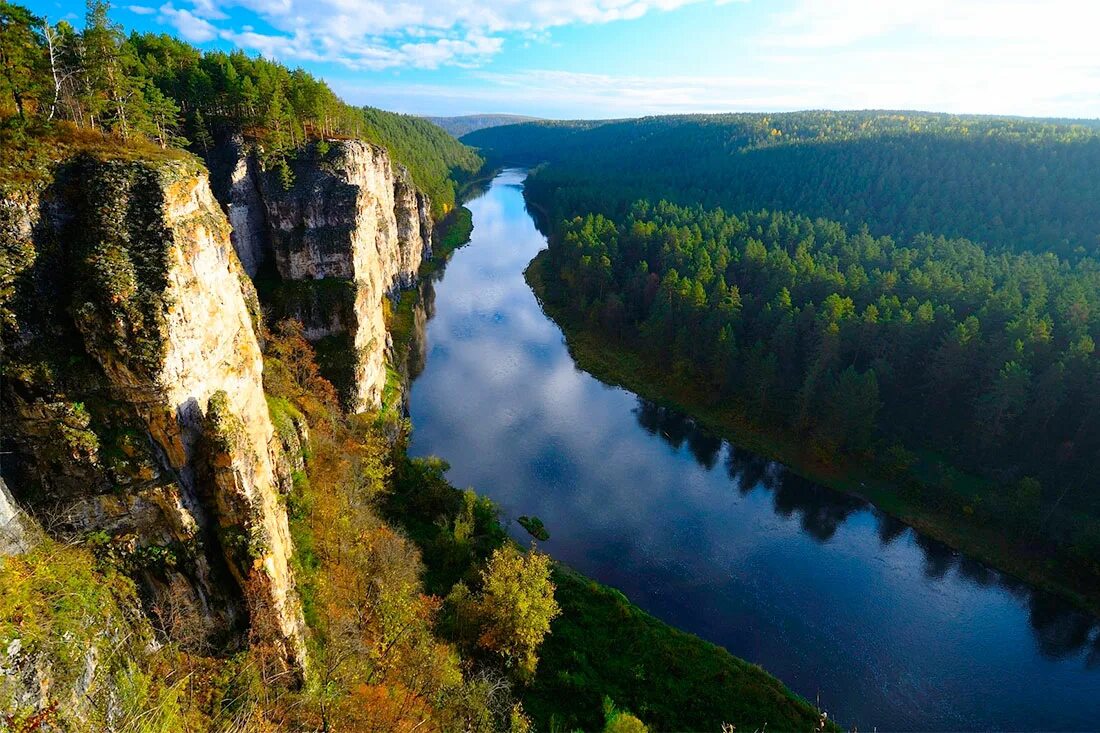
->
[466,112,1100,257]
[1,2,482,212]
[427,114,541,138]
[492,111,1100,610]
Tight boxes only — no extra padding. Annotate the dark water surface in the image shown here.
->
[408,170,1100,730]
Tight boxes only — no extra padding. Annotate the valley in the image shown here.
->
[406,169,1100,730]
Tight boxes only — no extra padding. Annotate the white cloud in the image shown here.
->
[767,0,1099,50]
[187,0,228,20]
[399,34,505,70]
[335,70,823,117]
[336,56,1100,119]
[159,3,219,42]
[149,0,1099,117]
[748,0,1100,119]
[164,0,706,69]
[127,5,156,15]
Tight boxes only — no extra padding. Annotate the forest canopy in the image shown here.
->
[466,111,1100,258]
[491,110,1100,600]
[0,0,482,212]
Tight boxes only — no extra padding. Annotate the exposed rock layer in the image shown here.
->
[226,152,269,277]
[0,138,435,680]
[227,140,433,411]
[0,155,306,672]
[0,477,35,555]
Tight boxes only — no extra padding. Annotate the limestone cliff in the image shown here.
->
[0,137,435,680]
[0,155,306,672]
[226,151,269,277]
[0,478,36,556]
[224,140,433,411]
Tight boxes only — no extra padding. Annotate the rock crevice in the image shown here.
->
[226,140,433,411]
[1,155,306,673]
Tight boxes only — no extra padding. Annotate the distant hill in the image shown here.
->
[425,114,542,138]
[465,110,1100,257]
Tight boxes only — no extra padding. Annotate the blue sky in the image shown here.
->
[24,0,1100,119]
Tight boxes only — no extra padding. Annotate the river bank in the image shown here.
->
[386,189,833,730]
[525,250,1100,618]
[386,455,835,732]
[406,169,1100,729]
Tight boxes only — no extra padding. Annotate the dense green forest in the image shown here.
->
[471,112,1100,608]
[426,114,542,138]
[466,112,1100,257]
[0,0,482,211]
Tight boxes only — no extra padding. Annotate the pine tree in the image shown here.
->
[80,0,119,131]
[0,1,46,119]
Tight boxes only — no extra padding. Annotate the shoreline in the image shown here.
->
[525,250,1100,619]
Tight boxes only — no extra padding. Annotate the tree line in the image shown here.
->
[468,110,1100,583]
[0,0,482,211]
[466,111,1100,258]
[533,200,1100,574]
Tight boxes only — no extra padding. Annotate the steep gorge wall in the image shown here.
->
[0,137,435,682]
[0,477,35,556]
[224,140,433,411]
[0,155,306,672]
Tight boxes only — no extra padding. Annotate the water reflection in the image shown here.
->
[1028,593,1097,661]
[638,392,1100,663]
[408,170,1100,730]
[633,399,723,468]
[404,277,435,383]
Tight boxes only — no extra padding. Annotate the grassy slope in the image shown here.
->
[529,567,831,732]
[526,252,1100,617]
[427,206,475,269]
[384,456,833,733]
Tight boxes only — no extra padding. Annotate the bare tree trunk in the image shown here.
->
[106,61,127,137]
[44,19,62,121]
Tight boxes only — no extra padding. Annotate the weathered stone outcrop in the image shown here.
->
[0,137,436,680]
[0,155,306,673]
[224,140,433,411]
[0,477,36,555]
[226,150,269,277]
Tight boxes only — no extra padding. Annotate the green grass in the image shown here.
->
[0,541,187,730]
[1,119,192,195]
[517,515,549,541]
[529,567,831,732]
[286,468,322,634]
[378,362,405,422]
[385,456,833,732]
[526,252,1100,616]
[386,290,420,358]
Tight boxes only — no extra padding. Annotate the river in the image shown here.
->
[407,169,1100,730]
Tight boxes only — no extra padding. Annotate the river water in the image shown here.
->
[408,170,1100,730]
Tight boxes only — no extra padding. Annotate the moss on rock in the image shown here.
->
[67,157,176,377]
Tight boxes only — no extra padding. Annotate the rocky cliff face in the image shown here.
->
[0,155,306,673]
[225,140,433,411]
[0,138,434,681]
[226,151,269,277]
[0,478,35,556]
